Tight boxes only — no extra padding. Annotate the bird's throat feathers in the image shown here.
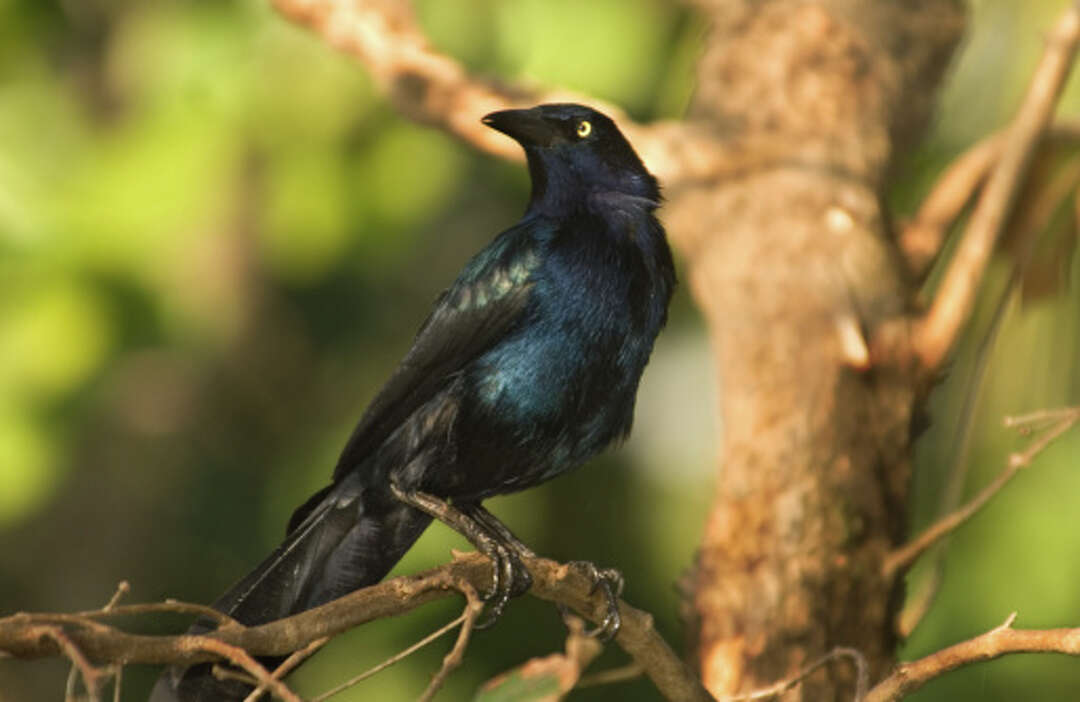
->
[524,148,661,220]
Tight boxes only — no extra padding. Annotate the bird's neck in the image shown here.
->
[524,153,659,219]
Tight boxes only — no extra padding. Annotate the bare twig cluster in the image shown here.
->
[723,647,869,701]
[908,2,1080,369]
[0,554,711,702]
[883,406,1080,579]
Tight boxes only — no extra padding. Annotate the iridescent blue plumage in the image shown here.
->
[152,103,675,701]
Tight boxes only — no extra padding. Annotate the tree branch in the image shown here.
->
[268,0,725,187]
[723,647,868,702]
[244,636,329,702]
[307,604,476,702]
[897,121,1080,278]
[417,586,482,702]
[913,0,1080,371]
[864,613,1080,702]
[897,131,1004,277]
[0,554,712,702]
[883,406,1080,579]
[44,625,108,702]
[196,638,303,702]
[476,615,604,699]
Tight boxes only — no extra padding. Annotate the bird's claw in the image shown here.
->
[385,489,534,630]
[475,543,532,630]
[568,561,624,641]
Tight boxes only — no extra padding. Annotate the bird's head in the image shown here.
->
[483,103,659,216]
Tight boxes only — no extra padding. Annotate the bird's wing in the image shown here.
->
[331,222,545,481]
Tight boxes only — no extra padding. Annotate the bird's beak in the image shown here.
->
[482,108,557,147]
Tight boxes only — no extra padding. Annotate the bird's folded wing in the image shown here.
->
[332,222,546,480]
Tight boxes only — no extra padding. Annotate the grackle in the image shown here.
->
[151,103,675,701]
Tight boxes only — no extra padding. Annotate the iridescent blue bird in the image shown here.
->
[152,103,675,701]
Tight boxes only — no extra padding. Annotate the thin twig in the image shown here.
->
[724,647,869,701]
[577,663,645,688]
[896,565,945,643]
[864,613,1080,702]
[310,610,473,702]
[884,407,1080,578]
[914,1,1080,371]
[103,582,130,612]
[897,121,1080,277]
[60,583,132,701]
[64,662,80,702]
[899,132,1005,276]
[71,599,242,628]
[193,636,303,702]
[1006,406,1080,468]
[1004,405,1080,428]
[111,665,122,702]
[211,664,258,686]
[897,281,1015,636]
[243,636,330,702]
[41,626,104,702]
[418,587,484,702]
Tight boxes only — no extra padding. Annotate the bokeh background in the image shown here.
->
[1,0,1079,700]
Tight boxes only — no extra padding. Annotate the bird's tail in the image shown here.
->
[149,476,432,701]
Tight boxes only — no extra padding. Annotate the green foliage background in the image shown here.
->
[0,0,1078,700]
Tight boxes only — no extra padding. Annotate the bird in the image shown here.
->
[150,102,675,701]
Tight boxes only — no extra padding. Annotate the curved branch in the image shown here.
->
[883,406,1080,579]
[725,647,868,701]
[269,0,716,186]
[864,613,1080,702]
[898,120,1080,278]
[249,636,329,702]
[0,554,712,702]
[897,131,1005,277]
[913,0,1080,371]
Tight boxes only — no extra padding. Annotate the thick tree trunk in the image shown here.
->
[667,1,966,698]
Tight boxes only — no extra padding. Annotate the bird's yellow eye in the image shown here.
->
[576,120,592,138]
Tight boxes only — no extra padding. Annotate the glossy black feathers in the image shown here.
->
[151,103,674,701]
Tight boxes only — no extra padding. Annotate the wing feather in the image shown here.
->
[332,222,545,479]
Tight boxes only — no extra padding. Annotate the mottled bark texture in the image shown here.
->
[665,1,966,698]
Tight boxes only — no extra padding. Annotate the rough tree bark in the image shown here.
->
[667,1,964,698]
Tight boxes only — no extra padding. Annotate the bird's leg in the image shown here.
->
[565,560,624,640]
[388,484,521,627]
[459,502,536,558]
[459,503,622,641]
[459,502,534,594]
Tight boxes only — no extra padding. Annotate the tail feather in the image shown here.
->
[149,479,431,701]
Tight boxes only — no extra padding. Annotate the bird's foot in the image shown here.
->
[388,486,535,630]
[455,501,533,629]
[474,543,532,630]
[566,560,624,641]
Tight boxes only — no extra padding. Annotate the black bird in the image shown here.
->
[151,103,675,701]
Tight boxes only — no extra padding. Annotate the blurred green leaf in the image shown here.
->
[494,0,673,108]
[0,409,59,526]
[263,147,351,282]
[0,72,87,250]
[0,277,112,399]
[364,124,467,229]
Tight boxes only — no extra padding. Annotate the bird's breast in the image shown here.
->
[466,241,662,447]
